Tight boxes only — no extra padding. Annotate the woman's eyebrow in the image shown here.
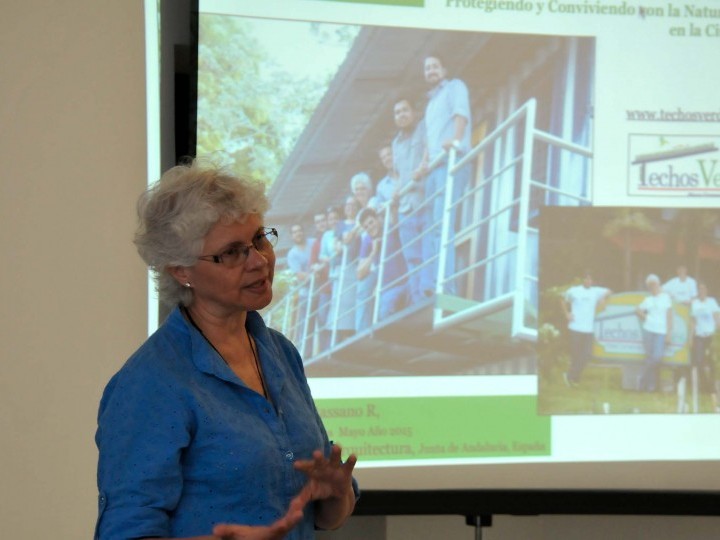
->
[215,239,248,252]
[214,227,266,251]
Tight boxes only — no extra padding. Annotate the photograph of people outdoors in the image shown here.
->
[538,207,720,415]
[197,13,595,378]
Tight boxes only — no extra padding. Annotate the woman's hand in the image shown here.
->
[211,446,357,537]
[212,492,307,540]
[293,445,358,530]
[293,445,357,502]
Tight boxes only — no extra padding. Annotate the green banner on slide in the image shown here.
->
[317,395,550,461]
[315,0,424,6]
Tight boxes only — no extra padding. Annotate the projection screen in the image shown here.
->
[185,0,720,494]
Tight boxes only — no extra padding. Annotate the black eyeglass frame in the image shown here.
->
[196,227,278,267]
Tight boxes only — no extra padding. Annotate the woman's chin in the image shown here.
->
[242,284,273,311]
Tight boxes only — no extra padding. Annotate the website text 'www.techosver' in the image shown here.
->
[626,108,720,122]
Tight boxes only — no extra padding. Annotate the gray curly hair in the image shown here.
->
[350,172,373,192]
[134,161,269,306]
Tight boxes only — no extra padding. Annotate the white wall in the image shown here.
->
[1,2,718,539]
[1,1,147,538]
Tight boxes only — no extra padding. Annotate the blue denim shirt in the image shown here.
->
[425,78,472,159]
[96,307,342,539]
[392,119,426,214]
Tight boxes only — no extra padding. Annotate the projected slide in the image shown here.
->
[196,0,720,489]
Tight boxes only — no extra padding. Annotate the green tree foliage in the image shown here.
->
[601,208,655,290]
[661,208,720,276]
[197,15,356,186]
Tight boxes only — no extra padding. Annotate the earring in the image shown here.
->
[184,282,191,288]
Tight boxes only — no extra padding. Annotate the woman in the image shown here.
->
[95,163,357,540]
[349,171,377,210]
[636,274,673,392]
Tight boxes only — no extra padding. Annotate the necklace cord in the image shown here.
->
[181,306,268,399]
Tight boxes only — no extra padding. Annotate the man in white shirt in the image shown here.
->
[663,264,697,305]
[561,271,612,387]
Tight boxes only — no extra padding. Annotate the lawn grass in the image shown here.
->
[538,355,718,415]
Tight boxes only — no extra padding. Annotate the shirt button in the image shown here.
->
[285,451,294,461]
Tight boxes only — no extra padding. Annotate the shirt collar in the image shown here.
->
[427,78,449,99]
[167,306,287,396]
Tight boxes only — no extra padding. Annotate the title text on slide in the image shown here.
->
[444,1,720,36]
[444,0,639,15]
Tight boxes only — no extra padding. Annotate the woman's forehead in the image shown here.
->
[205,215,262,245]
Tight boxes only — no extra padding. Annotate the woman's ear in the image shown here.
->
[168,265,192,287]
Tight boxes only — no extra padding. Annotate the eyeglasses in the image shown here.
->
[197,227,278,268]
